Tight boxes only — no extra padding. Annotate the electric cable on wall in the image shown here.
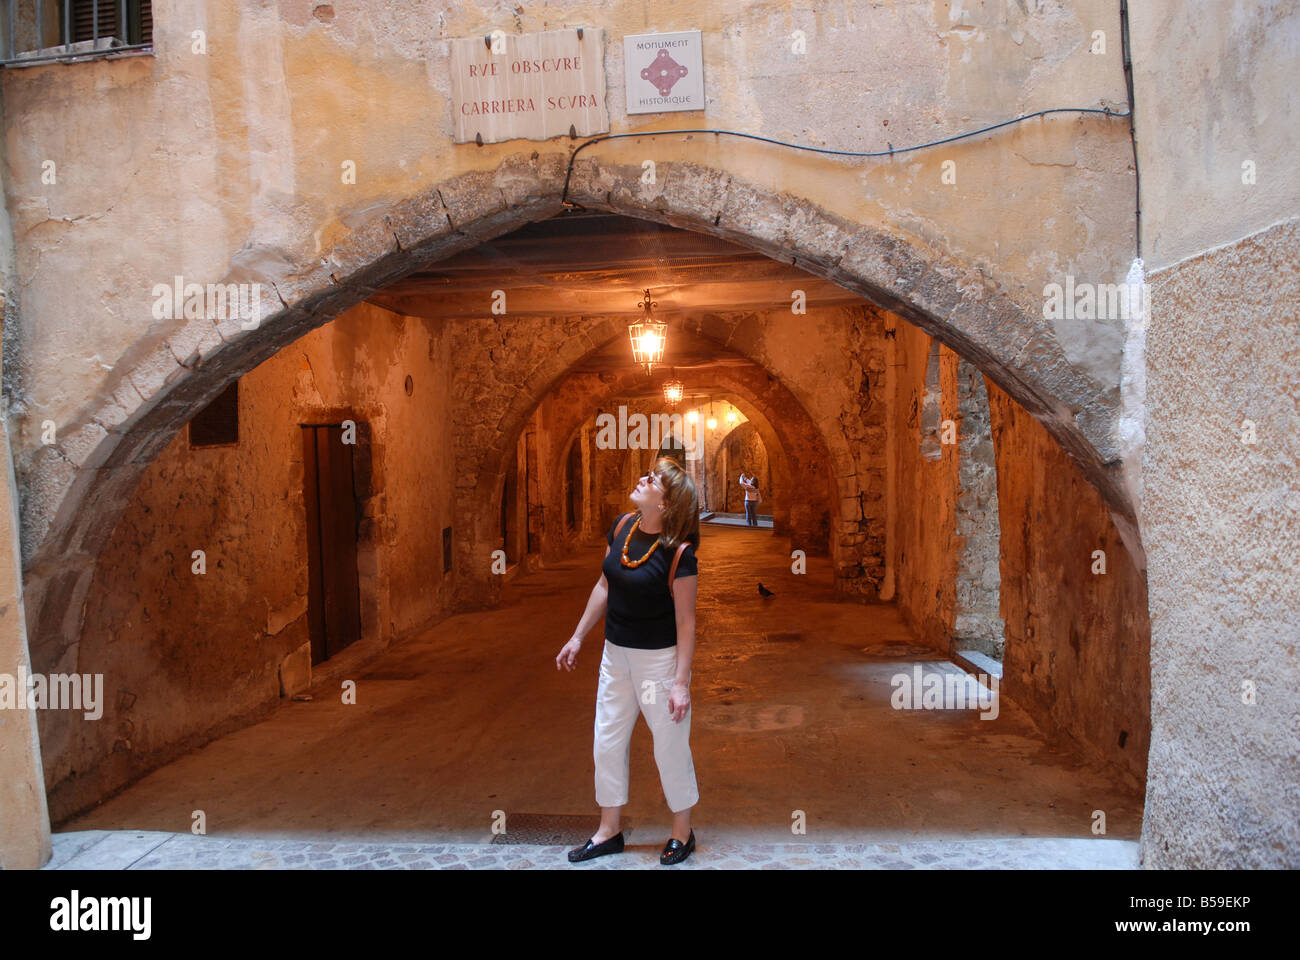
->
[560,106,1131,206]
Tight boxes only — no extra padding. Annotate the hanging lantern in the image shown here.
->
[686,409,698,423]
[662,376,684,406]
[628,288,667,373]
[726,408,738,423]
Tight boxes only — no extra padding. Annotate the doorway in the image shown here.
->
[302,424,362,665]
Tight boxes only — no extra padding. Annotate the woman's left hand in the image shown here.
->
[668,682,691,723]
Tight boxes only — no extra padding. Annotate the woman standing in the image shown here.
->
[555,457,701,865]
[739,471,760,527]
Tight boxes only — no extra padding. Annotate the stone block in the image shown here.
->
[58,421,111,471]
[835,228,928,302]
[165,318,225,368]
[126,342,186,404]
[268,596,308,636]
[279,642,311,698]
[387,190,454,251]
[659,162,734,226]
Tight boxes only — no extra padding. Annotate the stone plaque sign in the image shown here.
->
[449,28,609,144]
[623,30,705,114]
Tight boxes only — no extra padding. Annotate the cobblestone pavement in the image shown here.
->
[42,830,1138,870]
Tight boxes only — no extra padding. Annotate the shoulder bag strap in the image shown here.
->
[668,541,689,598]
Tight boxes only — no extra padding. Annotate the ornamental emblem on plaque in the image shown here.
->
[641,48,688,97]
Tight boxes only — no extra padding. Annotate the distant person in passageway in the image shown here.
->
[556,457,701,865]
[739,470,761,526]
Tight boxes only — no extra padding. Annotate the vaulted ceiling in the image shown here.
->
[366,211,861,321]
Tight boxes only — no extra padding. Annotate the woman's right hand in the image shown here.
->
[556,637,583,671]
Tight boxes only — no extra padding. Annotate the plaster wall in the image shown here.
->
[988,378,1150,791]
[1129,1,1300,269]
[0,89,50,869]
[892,321,959,653]
[1138,218,1298,867]
[0,0,1139,580]
[1128,0,1299,866]
[889,319,1148,788]
[38,301,455,823]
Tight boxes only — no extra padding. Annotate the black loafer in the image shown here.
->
[660,829,695,865]
[568,832,625,862]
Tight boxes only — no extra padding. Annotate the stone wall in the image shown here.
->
[446,306,884,609]
[38,302,456,823]
[987,379,1150,791]
[887,320,1145,787]
[953,358,1004,658]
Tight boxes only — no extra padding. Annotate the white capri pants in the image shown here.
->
[593,640,699,813]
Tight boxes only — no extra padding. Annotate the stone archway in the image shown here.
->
[535,345,833,549]
[16,151,1139,680]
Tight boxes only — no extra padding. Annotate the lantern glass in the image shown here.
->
[628,288,668,372]
[662,378,685,405]
[628,320,667,370]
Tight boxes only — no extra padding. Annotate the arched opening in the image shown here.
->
[20,163,1149,848]
[712,418,770,520]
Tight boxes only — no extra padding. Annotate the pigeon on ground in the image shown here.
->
[758,582,775,598]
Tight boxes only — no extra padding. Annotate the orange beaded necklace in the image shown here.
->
[620,514,662,568]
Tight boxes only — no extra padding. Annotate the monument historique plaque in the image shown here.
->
[623,30,705,114]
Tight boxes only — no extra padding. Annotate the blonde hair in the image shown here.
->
[644,456,699,550]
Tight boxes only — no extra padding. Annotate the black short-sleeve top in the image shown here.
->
[603,512,698,650]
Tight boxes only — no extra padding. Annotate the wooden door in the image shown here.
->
[302,425,362,665]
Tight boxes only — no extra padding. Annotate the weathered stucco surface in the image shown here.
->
[892,320,959,653]
[0,398,49,868]
[1129,1,1300,270]
[39,302,455,822]
[30,288,1154,825]
[1127,0,1299,867]
[1138,218,1299,866]
[5,0,1292,869]
[0,0,1137,592]
[988,378,1150,791]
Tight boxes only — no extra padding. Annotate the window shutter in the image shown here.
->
[69,0,152,45]
[70,0,118,42]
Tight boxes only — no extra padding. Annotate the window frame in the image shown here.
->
[2,0,154,68]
